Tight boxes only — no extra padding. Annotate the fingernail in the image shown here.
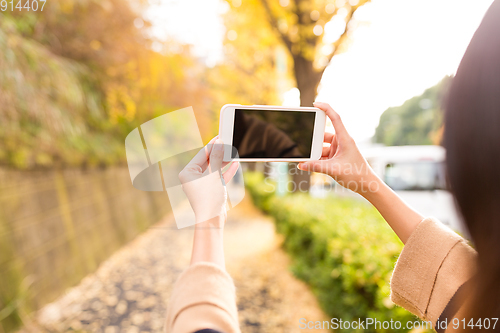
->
[297,163,305,170]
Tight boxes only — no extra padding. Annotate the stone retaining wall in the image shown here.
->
[0,167,170,330]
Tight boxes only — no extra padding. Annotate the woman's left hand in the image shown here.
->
[178,137,239,227]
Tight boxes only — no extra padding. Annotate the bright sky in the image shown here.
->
[145,0,494,141]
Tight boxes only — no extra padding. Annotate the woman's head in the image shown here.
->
[444,0,500,319]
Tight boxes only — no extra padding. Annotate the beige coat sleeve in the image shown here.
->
[165,262,241,333]
[390,217,477,327]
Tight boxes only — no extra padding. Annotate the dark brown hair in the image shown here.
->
[444,0,500,322]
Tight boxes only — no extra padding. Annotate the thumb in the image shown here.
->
[297,160,326,174]
[208,139,224,173]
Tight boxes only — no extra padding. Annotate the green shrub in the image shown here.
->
[245,172,418,332]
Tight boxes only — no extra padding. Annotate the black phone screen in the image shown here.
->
[232,109,316,158]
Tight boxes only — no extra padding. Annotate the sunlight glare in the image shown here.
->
[279,0,290,7]
[326,3,335,14]
[282,88,300,107]
[313,25,324,36]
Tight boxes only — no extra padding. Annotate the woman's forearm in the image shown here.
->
[190,215,226,268]
[362,178,423,244]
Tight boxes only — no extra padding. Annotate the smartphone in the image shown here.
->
[219,104,326,162]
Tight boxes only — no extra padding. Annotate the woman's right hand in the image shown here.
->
[298,102,381,197]
[300,102,424,243]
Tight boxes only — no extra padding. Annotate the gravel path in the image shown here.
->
[20,197,328,333]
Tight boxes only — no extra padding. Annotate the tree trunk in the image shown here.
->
[299,85,317,107]
[289,55,322,192]
[293,55,322,107]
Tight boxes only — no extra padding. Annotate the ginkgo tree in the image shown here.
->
[223,0,370,107]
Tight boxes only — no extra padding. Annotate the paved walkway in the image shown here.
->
[20,197,328,333]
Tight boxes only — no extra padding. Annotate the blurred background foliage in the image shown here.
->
[0,0,214,169]
[374,76,452,146]
[0,0,374,169]
[209,0,282,107]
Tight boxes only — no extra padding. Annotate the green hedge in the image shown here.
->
[245,172,418,332]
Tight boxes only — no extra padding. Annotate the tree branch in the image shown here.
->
[293,0,304,25]
[320,4,362,75]
[259,0,293,53]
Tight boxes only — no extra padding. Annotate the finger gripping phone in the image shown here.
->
[219,104,326,162]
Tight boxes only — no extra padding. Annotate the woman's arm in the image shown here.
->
[298,102,423,244]
[165,138,241,333]
[298,103,477,328]
[360,178,423,244]
[190,215,226,268]
[178,137,238,267]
